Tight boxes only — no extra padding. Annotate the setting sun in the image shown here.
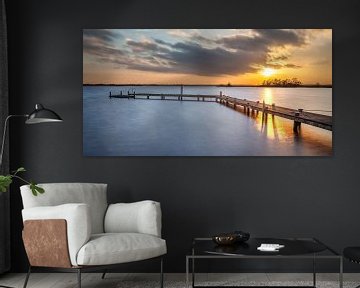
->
[262,68,275,77]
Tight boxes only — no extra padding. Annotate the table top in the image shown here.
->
[189,237,340,258]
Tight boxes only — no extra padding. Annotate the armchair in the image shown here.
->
[20,183,166,288]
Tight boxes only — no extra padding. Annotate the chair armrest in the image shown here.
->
[22,203,91,266]
[104,200,162,237]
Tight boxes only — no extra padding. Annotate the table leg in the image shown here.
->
[192,246,195,288]
[192,257,195,288]
[186,257,189,288]
[339,257,343,288]
[313,254,316,287]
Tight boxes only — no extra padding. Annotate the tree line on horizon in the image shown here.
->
[83,78,331,88]
[261,78,302,87]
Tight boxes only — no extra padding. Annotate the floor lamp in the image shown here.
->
[0,103,63,167]
[0,103,62,288]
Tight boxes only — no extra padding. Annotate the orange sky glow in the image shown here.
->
[83,29,332,85]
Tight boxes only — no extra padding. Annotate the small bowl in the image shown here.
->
[233,231,250,242]
[212,234,237,245]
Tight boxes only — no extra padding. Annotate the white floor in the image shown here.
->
[0,273,359,288]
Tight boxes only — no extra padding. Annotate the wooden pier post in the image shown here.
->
[181,84,184,95]
[293,121,301,132]
[293,111,301,132]
[217,92,222,103]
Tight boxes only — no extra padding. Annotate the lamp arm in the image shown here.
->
[0,114,28,169]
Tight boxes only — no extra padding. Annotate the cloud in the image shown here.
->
[284,63,302,68]
[167,29,194,38]
[83,42,125,59]
[83,29,119,43]
[126,39,170,53]
[265,63,301,69]
[268,55,289,61]
[83,29,127,64]
[192,33,215,46]
[173,42,264,75]
[265,53,301,70]
[125,41,265,76]
[253,29,306,46]
[83,29,313,77]
[218,29,305,52]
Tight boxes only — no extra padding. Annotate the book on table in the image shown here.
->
[257,243,285,251]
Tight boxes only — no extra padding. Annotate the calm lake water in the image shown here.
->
[83,85,332,156]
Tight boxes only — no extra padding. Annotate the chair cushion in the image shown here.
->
[344,247,360,263]
[76,233,167,266]
[21,183,108,234]
[105,201,162,237]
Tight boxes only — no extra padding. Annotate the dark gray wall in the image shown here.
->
[5,0,360,273]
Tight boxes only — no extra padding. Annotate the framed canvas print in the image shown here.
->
[83,29,332,156]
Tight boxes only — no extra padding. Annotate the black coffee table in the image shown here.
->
[186,237,342,288]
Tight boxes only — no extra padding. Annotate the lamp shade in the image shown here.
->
[25,104,63,124]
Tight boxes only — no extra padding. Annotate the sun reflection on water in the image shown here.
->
[252,110,332,153]
[262,88,273,105]
[234,101,332,154]
[255,112,291,140]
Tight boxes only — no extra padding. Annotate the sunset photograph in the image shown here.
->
[83,29,332,156]
[4,0,360,286]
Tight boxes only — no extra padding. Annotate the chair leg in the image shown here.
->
[101,270,107,279]
[23,266,31,288]
[160,257,164,288]
[77,269,81,288]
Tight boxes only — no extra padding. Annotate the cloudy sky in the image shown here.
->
[83,29,332,85]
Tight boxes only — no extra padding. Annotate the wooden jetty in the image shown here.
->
[108,91,332,132]
[109,91,217,101]
[219,95,332,131]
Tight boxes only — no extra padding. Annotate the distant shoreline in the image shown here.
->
[83,83,332,88]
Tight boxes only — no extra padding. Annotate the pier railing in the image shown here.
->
[108,91,332,132]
